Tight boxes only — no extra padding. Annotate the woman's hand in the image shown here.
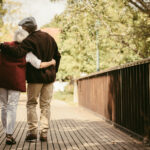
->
[40,59,56,69]
[51,59,56,66]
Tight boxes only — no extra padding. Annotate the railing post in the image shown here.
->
[119,69,123,124]
[148,63,150,139]
[149,63,150,107]
[95,20,100,71]
[74,80,78,103]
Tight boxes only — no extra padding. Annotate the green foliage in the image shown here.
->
[45,0,150,80]
[0,24,17,42]
[0,0,23,41]
[2,0,23,25]
[0,1,6,28]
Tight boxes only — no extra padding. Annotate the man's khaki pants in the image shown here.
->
[27,83,53,134]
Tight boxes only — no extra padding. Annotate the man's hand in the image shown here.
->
[40,59,56,69]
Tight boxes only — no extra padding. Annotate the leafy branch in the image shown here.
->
[128,0,150,15]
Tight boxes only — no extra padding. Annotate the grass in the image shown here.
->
[53,83,75,105]
[53,91,73,103]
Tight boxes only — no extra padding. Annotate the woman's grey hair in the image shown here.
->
[14,29,29,43]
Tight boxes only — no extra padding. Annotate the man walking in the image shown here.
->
[0,17,61,141]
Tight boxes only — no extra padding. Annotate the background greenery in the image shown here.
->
[43,0,150,81]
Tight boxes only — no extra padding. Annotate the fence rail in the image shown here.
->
[77,58,150,139]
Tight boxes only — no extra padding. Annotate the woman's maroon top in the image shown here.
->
[0,41,26,92]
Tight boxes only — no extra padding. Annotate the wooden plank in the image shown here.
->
[69,120,105,150]
[0,129,5,146]
[11,121,26,150]
[52,105,81,150]
[36,130,42,150]
[23,130,36,150]
[51,109,80,150]
[51,118,66,150]
[16,123,27,150]
[0,120,22,150]
[22,140,30,150]
[49,120,61,150]
[0,123,3,132]
[47,129,55,150]
[68,120,100,150]
[54,119,77,150]
[29,141,36,150]
[0,132,6,150]
[3,120,24,150]
[89,122,124,150]
[19,125,30,149]
[60,119,86,150]
[66,119,97,150]
[92,121,143,150]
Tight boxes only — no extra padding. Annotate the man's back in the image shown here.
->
[25,30,55,61]
[22,30,61,83]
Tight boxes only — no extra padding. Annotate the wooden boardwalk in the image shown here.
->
[0,94,149,150]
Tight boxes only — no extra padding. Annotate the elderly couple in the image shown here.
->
[0,17,61,145]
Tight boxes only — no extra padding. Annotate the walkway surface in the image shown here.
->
[0,93,149,150]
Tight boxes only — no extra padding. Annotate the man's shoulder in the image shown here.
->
[26,30,56,44]
[36,30,54,39]
[35,30,49,36]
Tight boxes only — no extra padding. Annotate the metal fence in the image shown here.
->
[77,58,150,138]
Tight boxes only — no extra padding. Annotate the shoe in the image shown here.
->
[25,133,37,142]
[6,134,16,145]
[40,132,47,141]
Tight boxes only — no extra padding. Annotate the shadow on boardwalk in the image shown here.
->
[0,96,149,150]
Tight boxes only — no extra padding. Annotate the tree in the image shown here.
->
[3,0,23,26]
[43,0,150,80]
[0,0,23,42]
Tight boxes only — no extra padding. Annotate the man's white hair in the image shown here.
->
[14,29,29,43]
